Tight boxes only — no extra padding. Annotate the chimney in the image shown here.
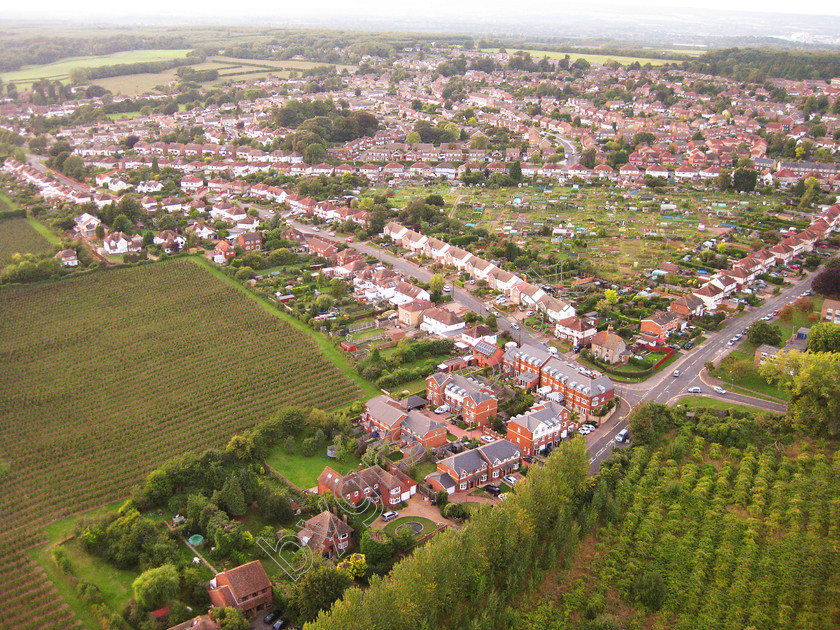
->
[342,513,348,523]
[358,462,363,472]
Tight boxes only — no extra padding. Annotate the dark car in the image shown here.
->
[685,341,694,349]
[484,484,501,496]
[449,418,458,425]
[264,611,280,625]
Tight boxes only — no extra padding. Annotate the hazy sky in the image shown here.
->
[2,0,840,21]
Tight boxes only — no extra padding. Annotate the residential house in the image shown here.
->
[507,400,572,456]
[420,308,466,336]
[213,240,235,264]
[640,312,684,342]
[398,299,433,327]
[669,293,706,318]
[208,561,272,618]
[754,344,780,366]
[590,328,627,365]
[237,232,262,252]
[103,232,142,255]
[54,249,79,267]
[427,439,521,494]
[554,316,597,347]
[317,465,417,508]
[539,358,615,419]
[296,510,353,560]
[73,212,102,238]
[426,373,498,426]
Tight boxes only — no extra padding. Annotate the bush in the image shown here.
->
[632,570,668,611]
[52,546,73,574]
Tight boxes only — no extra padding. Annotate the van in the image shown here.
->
[381,511,399,522]
[616,429,629,443]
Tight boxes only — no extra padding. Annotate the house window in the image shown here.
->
[480,474,487,482]
[492,470,499,478]
[459,482,467,490]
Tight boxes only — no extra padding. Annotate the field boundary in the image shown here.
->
[25,216,62,246]
[190,256,378,399]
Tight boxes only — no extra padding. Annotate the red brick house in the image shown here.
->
[426,373,497,426]
[208,561,272,618]
[640,312,684,341]
[427,439,521,494]
[669,294,706,318]
[296,510,353,559]
[213,240,235,264]
[317,464,418,508]
[237,232,262,252]
[554,316,597,347]
[507,400,572,456]
[363,395,448,447]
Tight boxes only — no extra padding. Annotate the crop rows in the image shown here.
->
[0,259,361,628]
[0,217,53,265]
[594,439,840,629]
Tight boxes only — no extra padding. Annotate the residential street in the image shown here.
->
[287,215,807,472]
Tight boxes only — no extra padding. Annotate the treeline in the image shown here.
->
[680,48,840,81]
[69,51,204,83]
[307,439,592,629]
[0,34,189,72]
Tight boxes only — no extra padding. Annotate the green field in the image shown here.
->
[0,258,363,630]
[0,217,54,265]
[88,55,355,96]
[482,48,676,66]
[0,49,194,87]
[676,395,777,414]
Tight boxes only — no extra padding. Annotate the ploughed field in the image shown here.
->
[0,258,360,629]
[0,217,53,265]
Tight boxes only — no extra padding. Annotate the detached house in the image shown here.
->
[237,232,262,252]
[296,510,353,560]
[317,464,418,508]
[420,308,466,336]
[54,249,79,267]
[208,561,272,618]
[103,232,142,255]
[554,316,597,348]
[590,328,627,365]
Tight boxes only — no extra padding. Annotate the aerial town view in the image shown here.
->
[1,1,840,629]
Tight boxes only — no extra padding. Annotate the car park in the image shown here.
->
[381,511,399,522]
[714,386,727,394]
[687,386,702,393]
[503,475,518,486]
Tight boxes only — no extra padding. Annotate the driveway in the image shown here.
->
[368,494,452,530]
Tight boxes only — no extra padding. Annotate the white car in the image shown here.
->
[502,475,518,486]
[381,511,399,522]
[714,386,727,394]
[434,404,450,414]
[312,226,320,232]
[480,435,495,443]
[673,369,680,377]
[511,323,520,330]
[687,386,702,393]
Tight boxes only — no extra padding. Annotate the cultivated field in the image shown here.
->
[0,49,193,88]
[0,217,54,265]
[0,258,362,629]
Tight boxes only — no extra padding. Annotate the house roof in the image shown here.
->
[591,330,625,351]
[366,395,407,428]
[216,561,271,600]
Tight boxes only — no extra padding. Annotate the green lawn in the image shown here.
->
[409,460,438,484]
[266,446,361,490]
[382,516,438,539]
[776,297,822,342]
[676,396,781,415]
[714,349,790,401]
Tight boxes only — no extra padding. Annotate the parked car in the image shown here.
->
[687,386,702,393]
[727,339,736,346]
[381,511,399,522]
[264,611,280,625]
[443,285,452,293]
[312,226,320,232]
[511,322,520,330]
[502,475,518,486]
[480,435,495,443]
[713,386,727,394]
[484,484,501,496]
[346,237,353,243]
[272,618,288,630]
[685,341,694,349]
[434,404,450,414]
[448,418,458,425]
